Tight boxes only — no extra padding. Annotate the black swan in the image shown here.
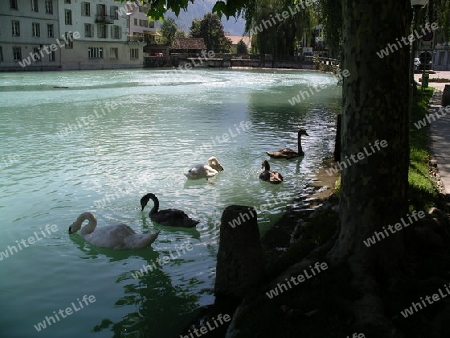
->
[266,128,308,158]
[140,193,199,228]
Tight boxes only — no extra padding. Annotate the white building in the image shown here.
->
[0,0,61,71]
[432,44,450,71]
[125,2,157,43]
[58,0,143,70]
[0,0,153,71]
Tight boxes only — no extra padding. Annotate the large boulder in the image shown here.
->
[215,205,265,302]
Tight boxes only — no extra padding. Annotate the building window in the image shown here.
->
[134,18,137,26]
[130,48,138,59]
[65,10,72,25]
[65,32,73,49]
[32,23,40,37]
[49,51,55,61]
[47,24,54,38]
[31,0,38,12]
[88,47,103,58]
[84,24,93,38]
[64,0,71,4]
[33,47,41,62]
[111,6,118,20]
[13,47,21,61]
[149,21,155,29]
[97,4,106,16]
[10,0,18,10]
[110,47,118,59]
[82,2,90,16]
[0,47,3,62]
[12,21,20,37]
[112,25,120,39]
[98,25,107,38]
[45,0,53,14]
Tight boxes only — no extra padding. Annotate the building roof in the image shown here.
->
[226,35,252,48]
[172,38,206,50]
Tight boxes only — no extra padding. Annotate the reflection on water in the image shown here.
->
[0,69,340,337]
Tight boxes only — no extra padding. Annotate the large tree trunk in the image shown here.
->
[328,0,412,333]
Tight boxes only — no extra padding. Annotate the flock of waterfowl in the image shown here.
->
[68,128,308,249]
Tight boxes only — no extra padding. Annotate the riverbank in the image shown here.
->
[221,87,450,338]
[178,160,341,337]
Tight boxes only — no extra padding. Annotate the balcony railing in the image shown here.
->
[95,15,114,24]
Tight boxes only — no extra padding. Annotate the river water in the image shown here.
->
[0,68,340,337]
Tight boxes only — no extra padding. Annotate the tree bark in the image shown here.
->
[328,0,412,334]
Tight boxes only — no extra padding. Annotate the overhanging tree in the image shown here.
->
[122,0,448,335]
[243,0,314,57]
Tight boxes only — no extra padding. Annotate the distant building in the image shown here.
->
[432,44,450,71]
[0,0,158,71]
[225,35,251,52]
[126,2,158,44]
[58,0,143,70]
[0,0,61,70]
[171,38,206,55]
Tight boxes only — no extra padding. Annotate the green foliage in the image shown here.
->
[159,17,178,45]
[429,0,450,40]
[317,0,342,58]
[236,39,248,54]
[127,0,249,21]
[408,87,441,211]
[334,176,341,195]
[174,29,187,39]
[189,13,231,52]
[243,0,314,57]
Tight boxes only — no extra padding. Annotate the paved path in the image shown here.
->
[415,71,450,194]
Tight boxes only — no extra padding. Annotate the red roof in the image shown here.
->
[172,38,206,50]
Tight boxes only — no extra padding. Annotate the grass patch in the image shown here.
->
[408,87,441,211]
[333,87,440,211]
[234,87,444,337]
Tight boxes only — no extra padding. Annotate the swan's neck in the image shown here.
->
[298,134,303,153]
[263,162,270,171]
[79,212,97,235]
[149,196,159,214]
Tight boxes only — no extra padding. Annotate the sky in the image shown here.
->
[165,0,247,36]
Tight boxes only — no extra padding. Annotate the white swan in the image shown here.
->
[68,212,160,250]
[184,156,224,180]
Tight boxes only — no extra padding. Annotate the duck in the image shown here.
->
[259,160,283,184]
[140,193,199,228]
[266,128,309,158]
[68,212,160,250]
[184,156,224,180]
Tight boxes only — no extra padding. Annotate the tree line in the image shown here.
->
[159,13,248,54]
